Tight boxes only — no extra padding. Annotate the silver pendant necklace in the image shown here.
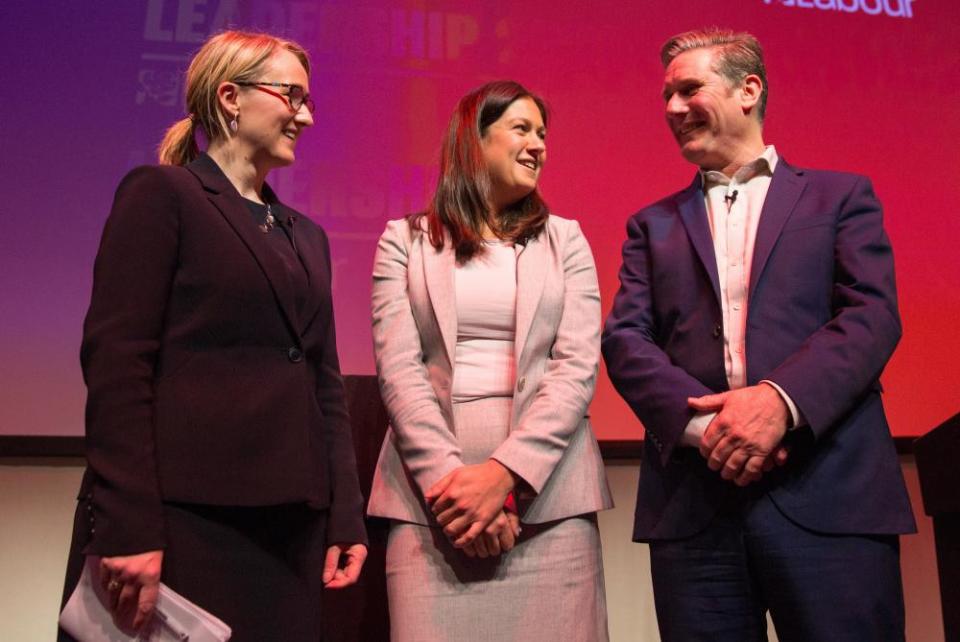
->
[259,203,276,233]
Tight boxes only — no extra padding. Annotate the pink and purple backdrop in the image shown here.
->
[2,0,957,439]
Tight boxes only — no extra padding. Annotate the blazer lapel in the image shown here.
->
[677,174,721,304]
[421,236,458,369]
[749,160,807,295]
[187,155,302,343]
[514,235,546,367]
[277,201,327,328]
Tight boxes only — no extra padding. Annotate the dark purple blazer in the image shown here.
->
[78,153,367,555]
[602,159,916,541]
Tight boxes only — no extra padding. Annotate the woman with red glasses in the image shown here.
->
[59,30,366,641]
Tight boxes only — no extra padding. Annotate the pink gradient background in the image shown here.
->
[1,0,957,439]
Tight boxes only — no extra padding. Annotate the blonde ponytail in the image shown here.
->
[154,31,310,167]
[157,116,199,166]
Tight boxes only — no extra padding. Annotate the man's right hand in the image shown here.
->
[689,384,791,485]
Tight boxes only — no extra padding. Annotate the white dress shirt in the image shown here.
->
[680,145,802,447]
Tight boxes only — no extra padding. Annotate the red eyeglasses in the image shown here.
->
[233,81,315,114]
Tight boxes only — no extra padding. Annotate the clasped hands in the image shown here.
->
[425,459,521,558]
[688,383,791,487]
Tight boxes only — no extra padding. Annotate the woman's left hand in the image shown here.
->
[425,460,517,547]
[462,510,522,558]
[322,543,367,589]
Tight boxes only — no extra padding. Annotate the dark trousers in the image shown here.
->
[649,492,906,642]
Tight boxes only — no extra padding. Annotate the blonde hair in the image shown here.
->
[158,31,310,166]
[661,27,768,123]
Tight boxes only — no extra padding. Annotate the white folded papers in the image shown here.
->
[59,556,232,641]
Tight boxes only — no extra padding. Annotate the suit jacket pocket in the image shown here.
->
[781,213,835,233]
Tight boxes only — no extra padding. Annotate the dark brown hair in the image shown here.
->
[412,81,550,262]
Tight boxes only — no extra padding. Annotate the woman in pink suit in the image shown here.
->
[367,81,613,640]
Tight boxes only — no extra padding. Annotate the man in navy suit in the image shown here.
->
[602,28,916,641]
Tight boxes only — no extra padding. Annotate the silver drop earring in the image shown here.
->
[229,113,238,133]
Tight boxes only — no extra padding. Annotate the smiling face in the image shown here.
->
[480,96,546,213]
[234,49,314,170]
[662,47,762,174]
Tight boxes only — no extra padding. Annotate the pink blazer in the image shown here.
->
[367,215,613,525]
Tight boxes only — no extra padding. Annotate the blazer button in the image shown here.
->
[287,347,304,363]
[712,324,722,339]
[517,378,525,392]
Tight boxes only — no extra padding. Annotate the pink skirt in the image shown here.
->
[384,396,609,641]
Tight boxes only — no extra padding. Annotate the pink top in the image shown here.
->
[451,241,517,402]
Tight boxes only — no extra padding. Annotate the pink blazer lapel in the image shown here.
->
[421,238,458,370]
[515,235,547,369]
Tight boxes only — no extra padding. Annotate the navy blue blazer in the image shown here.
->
[602,159,916,541]
[79,153,366,555]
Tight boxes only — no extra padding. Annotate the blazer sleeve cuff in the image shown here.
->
[760,379,804,429]
[326,501,369,547]
[489,446,551,495]
[679,411,716,447]
[80,482,167,556]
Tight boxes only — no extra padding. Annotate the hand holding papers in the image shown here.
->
[59,556,231,641]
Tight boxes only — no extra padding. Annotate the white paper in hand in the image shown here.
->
[59,556,232,641]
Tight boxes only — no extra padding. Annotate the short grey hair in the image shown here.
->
[660,27,768,123]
